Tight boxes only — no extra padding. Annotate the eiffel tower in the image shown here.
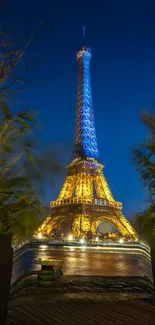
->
[37,44,138,240]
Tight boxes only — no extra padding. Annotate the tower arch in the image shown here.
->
[91,212,136,239]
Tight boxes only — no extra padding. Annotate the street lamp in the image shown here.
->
[37,232,42,239]
[68,234,73,241]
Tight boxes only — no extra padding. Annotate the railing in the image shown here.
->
[51,198,122,210]
[12,240,30,253]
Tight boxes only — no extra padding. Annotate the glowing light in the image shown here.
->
[119,238,124,244]
[96,236,99,242]
[38,232,42,239]
[62,243,150,259]
[68,234,73,241]
[40,245,48,250]
[80,238,85,244]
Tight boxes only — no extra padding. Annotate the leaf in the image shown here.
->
[16,117,32,130]
[26,150,37,168]
[0,102,12,120]
[2,144,12,152]
[18,111,36,123]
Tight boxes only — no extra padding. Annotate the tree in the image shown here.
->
[0,107,62,242]
[0,106,45,238]
[133,109,155,290]
[0,22,61,325]
[133,109,155,241]
[0,22,62,240]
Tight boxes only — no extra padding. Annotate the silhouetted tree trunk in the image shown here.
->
[0,233,13,325]
[150,238,155,292]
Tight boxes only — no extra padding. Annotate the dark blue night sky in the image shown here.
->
[1,0,155,222]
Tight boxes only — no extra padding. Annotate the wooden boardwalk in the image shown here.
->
[7,275,155,325]
[7,299,155,325]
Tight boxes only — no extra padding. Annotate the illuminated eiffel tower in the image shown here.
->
[37,41,138,240]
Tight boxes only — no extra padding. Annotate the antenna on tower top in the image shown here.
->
[82,26,86,39]
[82,26,86,45]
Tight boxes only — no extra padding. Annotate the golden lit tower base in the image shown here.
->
[37,157,137,239]
[37,45,138,240]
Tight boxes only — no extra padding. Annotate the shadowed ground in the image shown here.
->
[7,275,155,325]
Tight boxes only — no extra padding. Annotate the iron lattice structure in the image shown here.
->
[73,47,99,160]
[37,46,138,240]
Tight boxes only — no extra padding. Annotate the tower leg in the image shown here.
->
[91,221,97,236]
[72,214,91,237]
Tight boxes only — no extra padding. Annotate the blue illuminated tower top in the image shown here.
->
[72,46,99,160]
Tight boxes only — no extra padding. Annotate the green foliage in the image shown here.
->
[0,26,62,242]
[0,105,42,237]
[133,110,155,242]
[0,103,62,240]
[134,206,155,244]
